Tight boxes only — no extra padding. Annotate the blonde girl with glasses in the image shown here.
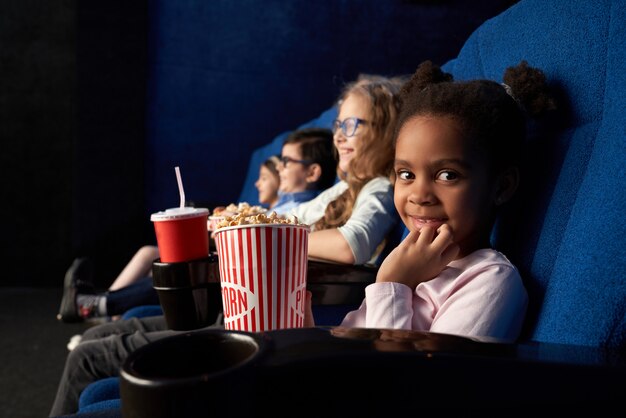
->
[291,74,405,266]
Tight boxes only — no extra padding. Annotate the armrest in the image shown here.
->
[306,259,377,305]
[263,328,626,411]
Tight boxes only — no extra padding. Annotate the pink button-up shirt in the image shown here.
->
[340,249,528,342]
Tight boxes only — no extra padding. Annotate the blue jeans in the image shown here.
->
[104,276,159,316]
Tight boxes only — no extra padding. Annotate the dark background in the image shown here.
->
[0,0,517,290]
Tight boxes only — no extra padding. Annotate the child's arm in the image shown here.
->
[340,225,458,329]
[307,229,355,264]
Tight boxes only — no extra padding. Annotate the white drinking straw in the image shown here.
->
[175,166,185,208]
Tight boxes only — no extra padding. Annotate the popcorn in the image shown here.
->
[215,211,302,229]
[212,202,266,217]
[209,202,269,232]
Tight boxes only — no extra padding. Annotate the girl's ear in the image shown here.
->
[494,167,519,206]
[306,163,322,186]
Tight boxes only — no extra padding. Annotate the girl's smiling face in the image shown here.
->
[334,92,370,174]
[393,115,499,257]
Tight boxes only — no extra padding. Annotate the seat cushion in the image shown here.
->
[78,377,121,411]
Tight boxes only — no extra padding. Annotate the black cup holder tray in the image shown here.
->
[120,327,626,416]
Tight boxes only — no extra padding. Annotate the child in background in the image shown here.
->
[306,60,557,342]
[254,155,281,210]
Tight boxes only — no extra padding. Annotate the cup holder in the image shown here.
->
[151,255,221,330]
[120,329,265,417]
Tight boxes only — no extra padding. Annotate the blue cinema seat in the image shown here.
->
[70,0,625,415]
[440,0,626,349]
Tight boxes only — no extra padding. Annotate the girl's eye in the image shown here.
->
[396,169,414,181]
[436,170,459,182]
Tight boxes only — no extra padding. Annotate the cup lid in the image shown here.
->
[150,207,209,221]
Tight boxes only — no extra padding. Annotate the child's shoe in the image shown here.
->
[57,257,97,323]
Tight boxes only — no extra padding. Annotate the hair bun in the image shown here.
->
[399,60,453,103]
[503,61,557,117]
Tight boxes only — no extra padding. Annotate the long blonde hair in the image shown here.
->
[314,75,402,231]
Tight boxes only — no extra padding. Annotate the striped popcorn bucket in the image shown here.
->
[213,223,310,331]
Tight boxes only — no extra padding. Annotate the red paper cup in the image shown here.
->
[213,223,310,331]
[150,207,209,263]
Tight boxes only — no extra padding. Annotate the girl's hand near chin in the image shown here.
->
[376,224,459,291]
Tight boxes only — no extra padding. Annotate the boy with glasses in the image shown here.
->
[273,127,337,215]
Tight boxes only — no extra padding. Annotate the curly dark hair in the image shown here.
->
[396,60,556,175]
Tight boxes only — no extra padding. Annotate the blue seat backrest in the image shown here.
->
[440,0,625,348]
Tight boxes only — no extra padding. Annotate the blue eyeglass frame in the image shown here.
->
[279,155,312,167]
[332,117,368,137]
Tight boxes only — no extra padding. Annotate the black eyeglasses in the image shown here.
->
[279,155,312,167]
[332,117,368,137]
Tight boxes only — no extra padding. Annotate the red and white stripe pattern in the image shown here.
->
[214,224,309,331]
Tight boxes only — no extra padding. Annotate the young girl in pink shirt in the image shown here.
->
[307,60,556,342]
